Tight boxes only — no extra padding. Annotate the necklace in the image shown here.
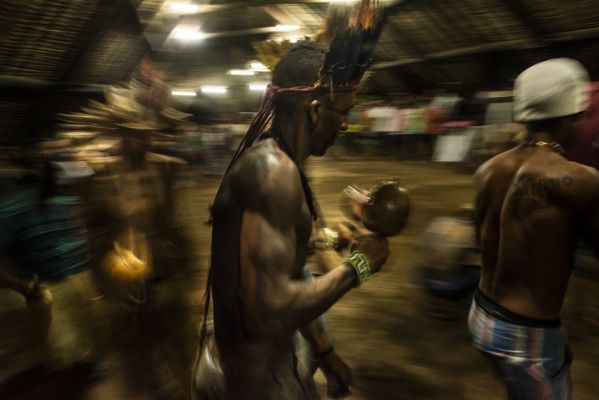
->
[523,140,565,155]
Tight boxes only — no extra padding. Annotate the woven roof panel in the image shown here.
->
[525,0,599,33]
[0,0,99,81]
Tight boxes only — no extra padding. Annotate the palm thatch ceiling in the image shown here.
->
[1,0,598,143]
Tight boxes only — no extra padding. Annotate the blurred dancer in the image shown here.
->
[60,62,194,398]
[565,82,599,169]
[196,2,388,399]
[414,205,481,318]
[469,58,597,399]
[0,144,98,394]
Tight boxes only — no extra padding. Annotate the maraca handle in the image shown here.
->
[343,185,371,205]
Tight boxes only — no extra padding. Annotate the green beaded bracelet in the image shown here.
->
[345,251,372,287]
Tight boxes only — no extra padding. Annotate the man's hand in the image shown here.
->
[318,350,354,398]
[23,276,53,309]
[308,222,363,255]
[352,234,390,273]
[334,222,361,251]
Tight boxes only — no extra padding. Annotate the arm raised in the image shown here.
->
[236,151,357,339]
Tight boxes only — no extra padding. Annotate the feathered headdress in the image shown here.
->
[57,59,191,141]
[319,0,385,87]
[227,0,385,172]
[253,39,296,72]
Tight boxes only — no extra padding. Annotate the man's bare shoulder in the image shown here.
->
[563,160,599,180]
[227,139,303,215]
[474,147,520,186]
[559,160,599,199]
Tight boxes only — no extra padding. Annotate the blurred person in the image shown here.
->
[565,83,599,169]
[414,205,481,318]
[0,143,100,394]
[417,205,479,275]
[195,3,387,399]
[425,105,448,135]
[562,83,599,328]
[61,62,195,398]
[201,119,233,176]
[85,132,193,399]
[469,58,595,399]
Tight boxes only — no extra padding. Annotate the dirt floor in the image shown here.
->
[2,153,599,399]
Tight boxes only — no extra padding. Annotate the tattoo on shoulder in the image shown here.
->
[508,175,574,209]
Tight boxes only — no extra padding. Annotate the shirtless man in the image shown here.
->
[469,58,595,399]
[199,41,389,399]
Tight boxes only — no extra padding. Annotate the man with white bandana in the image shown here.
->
[469,58,597,399]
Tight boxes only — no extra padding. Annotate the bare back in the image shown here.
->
[475,145,599,319]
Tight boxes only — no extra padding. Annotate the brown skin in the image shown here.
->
[318,351,354,398]
[475,113,599,320]
[209,91,389,399]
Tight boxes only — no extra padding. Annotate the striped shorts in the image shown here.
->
[468,297,573,400]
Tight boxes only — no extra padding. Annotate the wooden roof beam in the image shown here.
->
[373,26,599,70]
[501,0,548,46]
